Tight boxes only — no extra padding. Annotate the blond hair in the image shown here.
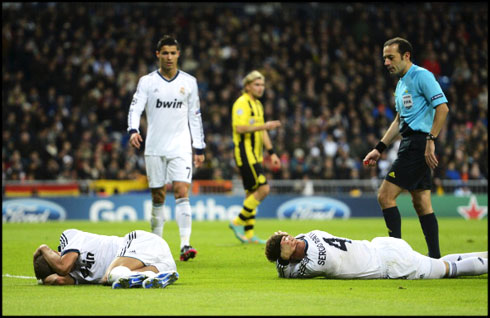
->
[242,70,265,90]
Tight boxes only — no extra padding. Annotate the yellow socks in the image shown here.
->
[233,195,261,239]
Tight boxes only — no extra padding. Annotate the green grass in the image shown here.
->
[2,218,488,315]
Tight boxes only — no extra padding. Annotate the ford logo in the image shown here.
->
[277,197,351,220]
[2,199,67,223]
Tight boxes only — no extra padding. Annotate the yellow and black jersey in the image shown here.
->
[231,93,265,167]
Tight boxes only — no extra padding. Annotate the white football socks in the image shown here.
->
[108,266,131,283]
[141,271,157,279]
[175,197,192,248]
[151,202,165,237]
[446,257,488,277]
[441,251,488,262]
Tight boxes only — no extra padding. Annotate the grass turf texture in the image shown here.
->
[2,218,487,316]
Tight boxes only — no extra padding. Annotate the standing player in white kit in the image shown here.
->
[127,35,206,261]
[265,230,487,279]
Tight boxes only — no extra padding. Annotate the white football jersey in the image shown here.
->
[276,230,384,279]
[58,229,124,284]
[127,70,206,157]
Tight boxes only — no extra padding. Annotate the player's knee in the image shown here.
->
[173,185,189,199]
[151,189,165,204]
[107,266,131,284]
[411,199,427,215]
[257,184,270,199]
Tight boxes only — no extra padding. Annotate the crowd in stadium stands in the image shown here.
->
[2,3,488,191]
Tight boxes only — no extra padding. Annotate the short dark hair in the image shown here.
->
[33,254,55,280]
[156,35,180,52]
[384,37,413,59]
[265,234,288,262]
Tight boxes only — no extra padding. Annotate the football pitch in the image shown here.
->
[2,218,487,316]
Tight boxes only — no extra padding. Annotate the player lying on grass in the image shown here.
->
[265,230,488,279]
[33,229,179,289]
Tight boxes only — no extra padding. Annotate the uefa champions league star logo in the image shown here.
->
[457,195,487,220]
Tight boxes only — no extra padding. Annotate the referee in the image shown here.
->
[229,70,281,244]
[363,37,449,258]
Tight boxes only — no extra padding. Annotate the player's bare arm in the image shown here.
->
[235,120,281,134]
[425,103,449,169]
[363,113,400,166]
[35,244,78,276]
[43,273,75,285]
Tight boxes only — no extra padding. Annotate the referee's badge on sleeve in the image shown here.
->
[402,94,413,109]
[236,109,243,115]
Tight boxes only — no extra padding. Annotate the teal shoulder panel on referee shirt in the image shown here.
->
[394,64,448,133]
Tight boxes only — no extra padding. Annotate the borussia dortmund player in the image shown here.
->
[229,70,281,244]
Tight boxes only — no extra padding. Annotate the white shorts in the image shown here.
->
[145,155,192,188]
[373,237,446,280]
[117,230,177,273]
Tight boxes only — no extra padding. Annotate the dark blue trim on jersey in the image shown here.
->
[157,70,180,83]
[301,238,308,254]
[61,249,80,257]
[194,148,205,155]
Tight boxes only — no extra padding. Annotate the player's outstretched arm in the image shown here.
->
[43,273,75,285]
[235,120,281,134]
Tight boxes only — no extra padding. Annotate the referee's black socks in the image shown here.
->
[382,207,401,239]
[419,213,441,259]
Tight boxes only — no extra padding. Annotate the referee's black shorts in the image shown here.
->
[385,132,432,191]
[238,162,268,192]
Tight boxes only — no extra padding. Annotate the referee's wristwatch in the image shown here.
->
[426,133,437,141]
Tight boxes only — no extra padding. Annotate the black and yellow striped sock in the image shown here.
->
[244,210,256,239]
[233,195,261,234]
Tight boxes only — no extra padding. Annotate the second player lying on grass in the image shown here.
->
[33,229,178,289]
[265,230,487,279]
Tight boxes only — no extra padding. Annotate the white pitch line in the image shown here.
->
[3,274,36,279]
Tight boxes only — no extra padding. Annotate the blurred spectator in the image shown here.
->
[1,2,487,186]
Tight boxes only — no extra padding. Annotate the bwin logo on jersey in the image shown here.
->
[156,98,183,108]
[277,197,351,220]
